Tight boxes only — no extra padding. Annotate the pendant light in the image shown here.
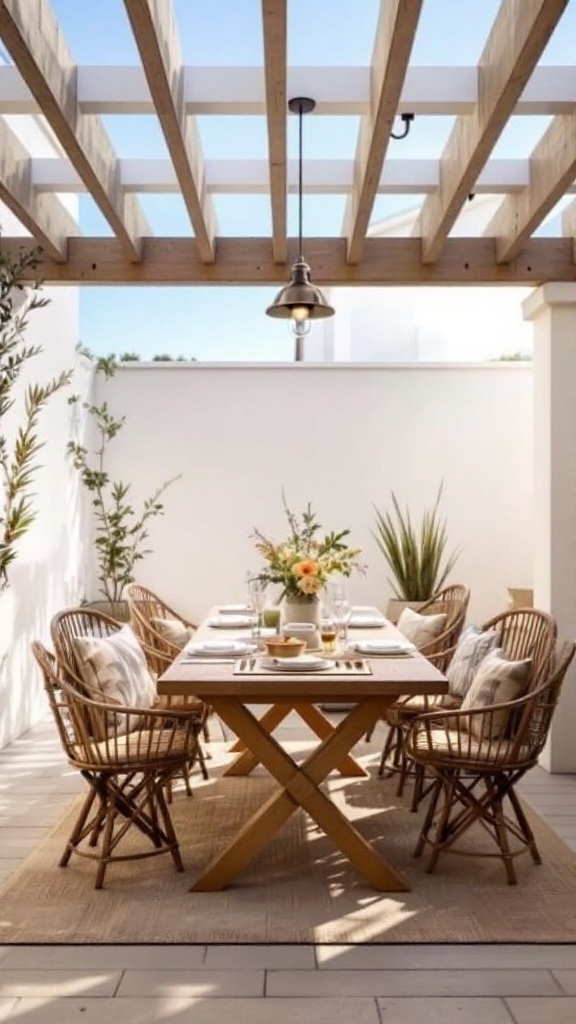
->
[266,97,335,336]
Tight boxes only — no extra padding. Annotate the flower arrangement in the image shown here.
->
[251,496,365,600]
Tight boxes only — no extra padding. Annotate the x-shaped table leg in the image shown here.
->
[190,696,408,892]
[224,701,367,778]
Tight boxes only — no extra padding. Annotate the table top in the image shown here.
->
[158,605,448,703]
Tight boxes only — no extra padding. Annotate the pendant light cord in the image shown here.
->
[297,101,304,261]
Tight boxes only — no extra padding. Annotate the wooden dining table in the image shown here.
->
[158,607,448,893]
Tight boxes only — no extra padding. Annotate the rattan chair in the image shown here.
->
[405,638,575,884]
[372,585,471,785]
[50,605,208,785]
[31,640,203,889]
[126,583,212,742]
[380,605,557,811]
[125,583,198,665]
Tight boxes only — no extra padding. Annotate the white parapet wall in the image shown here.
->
[96,362,533,627]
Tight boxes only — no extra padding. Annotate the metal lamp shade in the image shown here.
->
[266,259,335,320]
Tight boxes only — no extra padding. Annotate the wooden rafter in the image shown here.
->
[0,0,148,262]
[561,197,576,265]
[485,112,576,263]
[0,116,78,261]
[342,0,423,264]
[123,0,216,263]
[3,236,574,286]
[261,0,287,264]
[414,0,570,264]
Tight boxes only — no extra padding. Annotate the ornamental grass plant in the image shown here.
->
[373,485,459,602]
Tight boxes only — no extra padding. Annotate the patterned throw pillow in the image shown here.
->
[151,617,194,649]
[446,625,500,699]
[460,647,532,739]
[397,607,447,648]
[73,625,157,713]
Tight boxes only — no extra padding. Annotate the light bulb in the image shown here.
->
[292,318,311,338]
[291,305,310,322]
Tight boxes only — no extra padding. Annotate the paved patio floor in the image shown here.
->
[1,713,575,1023]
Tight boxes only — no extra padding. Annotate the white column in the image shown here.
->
[523,283,576,772]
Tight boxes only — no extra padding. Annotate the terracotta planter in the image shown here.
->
[386,598,426,624]
[86,600,131,623]
[507,587,534,610]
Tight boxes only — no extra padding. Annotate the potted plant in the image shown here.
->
[1,245,71,593]
[373,485,459,622]
[67,352,181,620]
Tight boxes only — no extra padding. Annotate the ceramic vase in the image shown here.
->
[282,594,321,628]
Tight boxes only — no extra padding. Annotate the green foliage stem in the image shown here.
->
[0,247,72,590]
[68,353,180,603]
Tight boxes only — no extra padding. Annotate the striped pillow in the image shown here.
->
[73,625,157,729]
[446,626,500,699]
[460,648,532,739]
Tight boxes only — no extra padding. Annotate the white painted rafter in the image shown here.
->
[3,64,576,117]
[30,156,548,196]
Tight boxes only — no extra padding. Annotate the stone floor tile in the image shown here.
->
[375,996,514,1023]
[204,944,316,969]
[315,944,576,971]
[0,945,207,970]
[0,969,121,998]
[0,1000,18,1022]
[505,996,576,1023]
[551,970,576,994]
[117,968,264,997]
[267,969,560,998]
[0,997,381,1024]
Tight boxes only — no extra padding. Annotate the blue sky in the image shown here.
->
[47,0,576,361]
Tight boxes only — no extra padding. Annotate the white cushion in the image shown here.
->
[460,648,532,739]
[73,625,157,712]
[151,617,194,649]
[397,606,447,648]
[446,625,500,699]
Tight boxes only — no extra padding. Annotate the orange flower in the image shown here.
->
[293,559,319,578]
[297,575,322,595]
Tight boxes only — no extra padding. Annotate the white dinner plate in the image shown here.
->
[348,615,387,628]
[186,640,256,656]
[349,639,415,656]
[217,603,252,614]
[261,655,331,673]
[206,615,253,629]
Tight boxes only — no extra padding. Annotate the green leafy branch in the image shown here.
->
[0,247,72,590]
[68,352,180,603]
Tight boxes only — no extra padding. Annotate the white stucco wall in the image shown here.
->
[94,363,533,628]
[0,280,83,748]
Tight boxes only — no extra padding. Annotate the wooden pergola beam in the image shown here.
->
[343,0,423,264]
[3,236,574,286]
[414,0,569,264]
[122,0,216,263]
[261,0,287,264]
[485,112,576,263]
[0,116,78,261]
[0,0,149,262]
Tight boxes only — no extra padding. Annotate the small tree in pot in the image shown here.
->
[68,353,180,619]
[373,485,459,621]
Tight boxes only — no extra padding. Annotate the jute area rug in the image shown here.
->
[1,761,576,944]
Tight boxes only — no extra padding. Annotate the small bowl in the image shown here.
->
[264,637,306,659]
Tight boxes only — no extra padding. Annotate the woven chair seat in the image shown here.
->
[412,727,521,766]
[72,724,199,768]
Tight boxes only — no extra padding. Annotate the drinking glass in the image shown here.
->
[247,579,268,638]
[332,598,352,647]
[319,616,337,653]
